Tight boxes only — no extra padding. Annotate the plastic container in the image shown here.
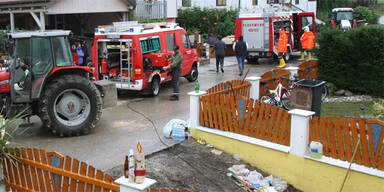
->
[309,141,323,159]
[171,126,186,142]
[128,149,135,182]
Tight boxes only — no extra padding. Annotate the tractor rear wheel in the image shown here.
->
[39,74,102,137]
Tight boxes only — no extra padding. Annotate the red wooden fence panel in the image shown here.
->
[200,95,291,146]
[309,117,384,170]
[2,148,120,192]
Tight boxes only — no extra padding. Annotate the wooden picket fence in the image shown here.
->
[2,148,119,192]
[297,60,318,80]
[199,95,292,146]
[259,68,290,97]
[259,60,319,97]
[206,80,251,98]
[309,117,384,170]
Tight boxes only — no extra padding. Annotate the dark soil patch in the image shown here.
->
[106,139,301,192]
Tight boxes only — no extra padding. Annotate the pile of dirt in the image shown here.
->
[107,139,301,192]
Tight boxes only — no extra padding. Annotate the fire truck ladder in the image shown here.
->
[119,40,131,82]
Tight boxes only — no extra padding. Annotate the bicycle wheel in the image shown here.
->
[321,86,328,101]
[260,95,276,106]
[281,91,291,111]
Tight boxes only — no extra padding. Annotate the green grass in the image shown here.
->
[321,101,383,120]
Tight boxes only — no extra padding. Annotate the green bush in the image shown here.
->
[176,8,238,37]
[0,30,8,54]
[314,26,384,96]
[372,99,384,119]
[353,6,378,23]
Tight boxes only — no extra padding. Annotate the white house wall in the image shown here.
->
[47,0,129,14]
[240,0,268,10]
[295,1,317,15]
[167,0,178,18]
[177,0,238,10]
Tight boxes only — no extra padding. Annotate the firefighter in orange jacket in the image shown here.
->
[299,26,315,61]
[277,27,288,68]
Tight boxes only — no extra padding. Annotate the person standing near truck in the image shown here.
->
[76,42,85,66]
[163,45,183,101]
[277,27,288,68]
[233,35,248,76]
[298,26,315,61]
[211,36,226,73]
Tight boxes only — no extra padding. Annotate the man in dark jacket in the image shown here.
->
[211,36,226,73]
[233,35,248,76]
[163,45,183,101]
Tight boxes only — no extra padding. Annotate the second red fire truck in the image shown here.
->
[235,4,316,63]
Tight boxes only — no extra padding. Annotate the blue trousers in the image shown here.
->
[236,56,245,71]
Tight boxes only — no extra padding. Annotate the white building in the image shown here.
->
[176,0,317,15]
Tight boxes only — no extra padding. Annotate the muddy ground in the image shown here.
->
[107,139,301,192]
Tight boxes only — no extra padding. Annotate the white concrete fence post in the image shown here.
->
[285,66,299,81]
[188,91,207,128]
[288,109,315,157]
[245,76,261,101]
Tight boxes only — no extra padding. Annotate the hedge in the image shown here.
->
[176,8,237,37]
[314,26,384,96]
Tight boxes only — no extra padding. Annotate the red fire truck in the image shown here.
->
[234,5,316,63]
[91,22,199,96]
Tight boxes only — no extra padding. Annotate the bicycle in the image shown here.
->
[260,76,328,111]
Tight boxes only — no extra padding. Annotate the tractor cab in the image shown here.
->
[9,31,74,103]
[330,8,356,30]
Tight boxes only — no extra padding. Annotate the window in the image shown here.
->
[52,37,73,67]
[336,12,353,21]
[301,16,313,31]
[140,37,161,53]
[31,37,53,77]
[166,34,175,51]
[182,34,191,49]
[216,0,226,6]
[182,0,191,7]
[252,0,258,6]
[15,39,31,66]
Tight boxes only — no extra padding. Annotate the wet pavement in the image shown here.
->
[14,56,302,171]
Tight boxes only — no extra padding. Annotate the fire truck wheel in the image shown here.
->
[186,65,198,82]
[39,74,102,137]
[149,77,160,96]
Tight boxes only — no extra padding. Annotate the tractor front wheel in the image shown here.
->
[39,75,102,137]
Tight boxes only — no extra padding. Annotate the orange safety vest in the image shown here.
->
[277,29,288,53]
[300,31,315,50]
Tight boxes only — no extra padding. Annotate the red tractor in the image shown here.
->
[0,30,102,136]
